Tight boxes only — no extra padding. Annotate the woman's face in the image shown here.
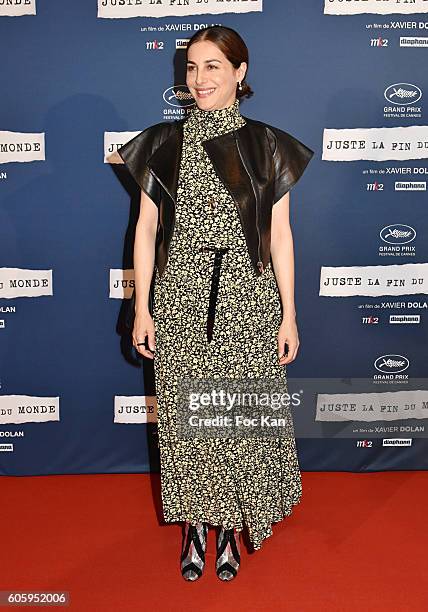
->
[186,40,246,111]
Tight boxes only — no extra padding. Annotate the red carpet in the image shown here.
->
[2,471,427,611]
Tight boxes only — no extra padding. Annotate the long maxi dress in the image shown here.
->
[151,99,302,550]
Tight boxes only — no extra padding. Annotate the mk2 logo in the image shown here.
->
[146,40,164,50]
[367,181,384,191]
[370,37,388,47]
[356,440,373,448]
[362,316,379,325]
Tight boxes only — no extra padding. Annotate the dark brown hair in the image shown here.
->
[186,26,254,100]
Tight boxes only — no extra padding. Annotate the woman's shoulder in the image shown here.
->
[242,115,314,158]
[117,120,179,166]
[242,116,314,199]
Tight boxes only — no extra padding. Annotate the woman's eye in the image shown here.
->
[186,64,217,71]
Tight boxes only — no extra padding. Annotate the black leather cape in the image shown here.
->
[118,114,314,279]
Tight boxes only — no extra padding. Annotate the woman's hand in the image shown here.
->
[277,316,300,365]
[132,310,156,359]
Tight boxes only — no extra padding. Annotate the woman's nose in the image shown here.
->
[194,71,207,86]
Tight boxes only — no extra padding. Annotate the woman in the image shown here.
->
[118,25,314,582]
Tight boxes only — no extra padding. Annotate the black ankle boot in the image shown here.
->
[180,522,208,581]
[216,527,241,581]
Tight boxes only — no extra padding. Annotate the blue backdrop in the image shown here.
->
[1,0,427,475]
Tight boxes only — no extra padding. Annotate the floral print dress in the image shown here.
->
[152,99,302,550]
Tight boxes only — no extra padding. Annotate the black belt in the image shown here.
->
[199,246,230,342]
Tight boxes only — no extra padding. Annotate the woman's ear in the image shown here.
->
[238,62,247,82]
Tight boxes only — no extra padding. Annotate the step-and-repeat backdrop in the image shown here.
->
[1,1,428,475]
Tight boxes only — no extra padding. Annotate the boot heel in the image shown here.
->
[180,522,208,581]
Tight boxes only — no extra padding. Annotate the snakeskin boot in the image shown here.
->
[180,521,208,581]
[215,527,241,581]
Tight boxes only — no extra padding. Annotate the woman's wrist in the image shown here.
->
[134,299,151,316]
[282,309,297,323]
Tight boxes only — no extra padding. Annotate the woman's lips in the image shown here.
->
[195,88,216,98]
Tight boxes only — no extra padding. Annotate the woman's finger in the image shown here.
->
[133,331,155,359]
[278,339,299,365]
[146,330,156,353]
